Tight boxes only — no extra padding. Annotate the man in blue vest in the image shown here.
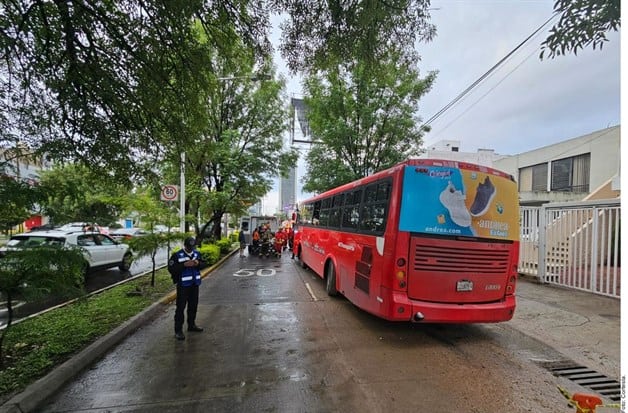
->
[172,237,204,340]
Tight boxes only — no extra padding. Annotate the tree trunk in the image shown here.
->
[0,292,14,367]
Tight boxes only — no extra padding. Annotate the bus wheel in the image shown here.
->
[325,263,338,296]
[299,248,307,269]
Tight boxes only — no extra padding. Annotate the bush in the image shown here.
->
[197,244,220,265]
[215,238,233,254]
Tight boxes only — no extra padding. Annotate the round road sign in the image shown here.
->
[160,185,179,201]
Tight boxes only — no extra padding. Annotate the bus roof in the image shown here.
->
[301,158,515,204]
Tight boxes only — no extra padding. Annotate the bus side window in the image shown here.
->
[301,203,314,225]
[312,200,321,224]
[359,179,390,234]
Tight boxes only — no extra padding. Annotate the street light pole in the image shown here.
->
[180,152,186,233]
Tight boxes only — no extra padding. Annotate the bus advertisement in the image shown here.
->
[293,159,520,323]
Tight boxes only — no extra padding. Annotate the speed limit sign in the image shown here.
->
[160,185,179,202]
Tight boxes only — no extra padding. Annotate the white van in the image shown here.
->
[240,216,279,245]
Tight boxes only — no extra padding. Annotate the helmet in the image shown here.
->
[184,237,196,249]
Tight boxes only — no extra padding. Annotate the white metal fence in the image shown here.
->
[518,199,620,298]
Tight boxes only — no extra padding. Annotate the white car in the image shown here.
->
[0,229,133,273]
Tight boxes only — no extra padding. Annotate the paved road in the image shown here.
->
[17,252,619,413]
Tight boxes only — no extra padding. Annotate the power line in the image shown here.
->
[430,33,543,141]
[423,12,559,127]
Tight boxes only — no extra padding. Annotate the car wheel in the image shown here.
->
[325,262,338,296]
[119,252,133,272]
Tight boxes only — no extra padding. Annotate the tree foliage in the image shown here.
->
[302,52,435,194]
[0,1,271,181]
[275,0,436,73]
[37,164,129,226]
[0,174,42,232]
[185,43,298,240]
[0,247,85,365]
[1,0,439,224]
[540,0,620,59]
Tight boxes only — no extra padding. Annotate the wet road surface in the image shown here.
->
[36,253,617,412]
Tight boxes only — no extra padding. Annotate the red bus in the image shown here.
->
[293,158,520,323]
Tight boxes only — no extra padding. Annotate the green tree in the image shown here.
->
[0,1,271,181]
[180,42,298,241]
[540,0,620,59]
[275,0,436,73]
[0,174,42,232]
[301,52,435,193]
[121,188,185,286]
[0,247,84,366]
[37,164,128,226]
[128,232,184,287]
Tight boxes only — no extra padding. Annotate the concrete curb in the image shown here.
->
[0,248,238,413]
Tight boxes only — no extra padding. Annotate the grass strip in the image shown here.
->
[0,269,174,399]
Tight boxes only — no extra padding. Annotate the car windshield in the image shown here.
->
[8,236,65,247]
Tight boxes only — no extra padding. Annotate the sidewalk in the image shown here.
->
[511,275,620,379]
[0,268,621,412]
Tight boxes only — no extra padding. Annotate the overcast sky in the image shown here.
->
[262,0,622,214]
[418,0,620,155]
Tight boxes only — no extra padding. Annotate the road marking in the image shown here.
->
[233,268,276,277]
[305,282,318,301]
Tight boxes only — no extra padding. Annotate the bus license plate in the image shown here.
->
[456,280,474,292]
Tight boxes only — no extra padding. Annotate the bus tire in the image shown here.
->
[325,262,338,296]
[299,248,307,269]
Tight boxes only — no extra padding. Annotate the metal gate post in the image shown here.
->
[538,204,547,283]
[590,206,599,293]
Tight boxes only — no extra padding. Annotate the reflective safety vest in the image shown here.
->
[175,249,202,287]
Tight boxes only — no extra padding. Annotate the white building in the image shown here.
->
[493,125,620,206]
[420,139,508,167]
[421,126,620,207]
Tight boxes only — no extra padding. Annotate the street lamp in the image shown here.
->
[178,73,269,235]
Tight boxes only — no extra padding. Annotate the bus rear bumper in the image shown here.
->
[389,292,516,323]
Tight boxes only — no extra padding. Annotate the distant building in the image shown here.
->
[419,139,507,167]
[0,145,52,230]
[420,126,620,207]
[280,166,297,215]
[493,125,620,206]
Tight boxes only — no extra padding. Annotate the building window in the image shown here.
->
[551,153,590,192]
[532,163,548,191]
[519,163,548,191]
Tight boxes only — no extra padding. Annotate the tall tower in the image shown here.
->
[280,167,296,215]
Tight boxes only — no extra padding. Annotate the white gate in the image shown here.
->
[518,199,620,298]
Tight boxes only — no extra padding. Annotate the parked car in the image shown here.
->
[0,229,133,273]
[152,225,169,233]
[27,224,56,232]
[57,222,109,234]
[110,228,149,241]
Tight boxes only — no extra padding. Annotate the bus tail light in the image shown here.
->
[396,270,406,288]
[396,257,407,289]
[506,267,517,295]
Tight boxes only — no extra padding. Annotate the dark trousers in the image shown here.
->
[174,283,199,333]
